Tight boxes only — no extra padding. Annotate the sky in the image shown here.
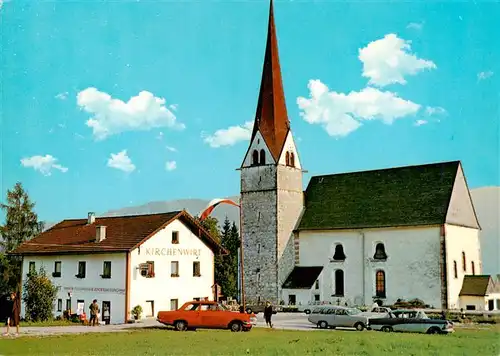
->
[1,0,499,223]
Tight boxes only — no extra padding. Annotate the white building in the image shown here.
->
[13,210,225,324]
[459,275,500,311]
[240,1,483,311]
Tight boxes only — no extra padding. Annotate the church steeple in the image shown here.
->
[251,0,290,162]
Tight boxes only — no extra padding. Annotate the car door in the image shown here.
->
[199,303,224,328]
[333,308,350,327]
[182,303,201,327]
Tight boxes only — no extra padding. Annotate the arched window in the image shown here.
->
[453,261,458,279]
[333,244,346,261]
[285,151,290,166]
[471,261,475,275]
[373,243,387,260]
[290,152,295,167]
[252,150,259,166]
[375,270,386,298]
[462,252,466,272]
[334,270,344,296]
[259,149,265,165]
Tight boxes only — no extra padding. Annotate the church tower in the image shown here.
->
[240,0,303,305]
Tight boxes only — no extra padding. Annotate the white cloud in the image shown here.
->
[165,160,177,171]
[169,104,178,111]
[55,92,68,100]
[407,22,424,31]
[156,132,164,140]
[425,106,447,116]
[477,71,494,81]
[107,150,136,173]
[358,34,436,87]
[202,121,254,148]
[166,146,177,152]
[77,88,185,140]
[297,79,421,137]
[414,119,428,126]
[20,155,68,176]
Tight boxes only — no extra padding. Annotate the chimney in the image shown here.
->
[88,212,95,225]
[96,225,107,243]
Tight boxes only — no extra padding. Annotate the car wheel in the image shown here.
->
[246,308,253,314]
[230,321,243,332]
[354,322,365,331]
[174,320,187,331]
[318,321,328,329]
[381,326,393,333]
[427,327,441,334]
[304,309,311,314]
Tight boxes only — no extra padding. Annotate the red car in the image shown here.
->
[157,300,256,332]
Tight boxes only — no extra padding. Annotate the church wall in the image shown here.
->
[241,131,274,168]
[281,289,313,306]
[445,224,482,309]
[445,164,480,229]
[296,226,443,308]
[277,131,302,169]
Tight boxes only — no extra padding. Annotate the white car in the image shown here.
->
[368,309,455,334]
[307,306,370,331]
[297,302,335,314]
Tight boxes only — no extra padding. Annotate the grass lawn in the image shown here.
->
[0,325,498,356]
[19,320,76,327]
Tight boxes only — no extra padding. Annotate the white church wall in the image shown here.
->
[241,130,275,167]
[281,289,312,306]
[297,226,442,308]
[445,224,482,309]
[277,131,302,169]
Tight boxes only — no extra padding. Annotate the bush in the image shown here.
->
[22,267,57,322]
[131,305,143,319]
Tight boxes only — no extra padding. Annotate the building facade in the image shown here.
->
[459,275,500,311]
[14,210,224,324]
[240,1,482,310]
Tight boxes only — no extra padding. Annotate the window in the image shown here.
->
[172,231,179,244]
[462,252,466,272]
[315,280,319,289]
[466,305,476,311]
[314,294,320,302]
[170,299,178,311]
[333,244,346,261]
[488,299,494,311]
[52,261,61,278]
[453,260,458,279]
[66,299,71,311]
[57,299,62,312]
[290,152,295,167]
[28,261,35,274]
[373,243,387,260]
[252,150,259,165]
[375,270,386,298]
[146,261,155,278]
[334,269,344,296]
[471,261,475,275]
[285,151,290,166]
[259,149,265,165]
[288,294,296,305]
[76,261,86,278]
[171,261,179,277]
[496,299,500,310]
[102,261,111,279]
[193,261,201,277]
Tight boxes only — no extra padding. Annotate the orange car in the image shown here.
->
[157,300,257,332]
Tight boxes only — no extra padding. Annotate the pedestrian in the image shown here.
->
[264,301,273,328]
[441,310,446,320]
[3,291,20,336]
[89,299,100,326]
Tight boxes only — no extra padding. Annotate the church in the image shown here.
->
[240,1,482,310]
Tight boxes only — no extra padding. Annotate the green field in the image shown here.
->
[0,325,498,356]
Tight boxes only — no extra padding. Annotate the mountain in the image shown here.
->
[42,188,499,274]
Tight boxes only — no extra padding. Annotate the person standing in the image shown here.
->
[264,301,273,328]
[89,299,100,326]
[4,292,20,336]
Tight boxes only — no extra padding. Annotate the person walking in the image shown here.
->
[3,291,20,336]
[89,299,100,326]
[264,301,273,328]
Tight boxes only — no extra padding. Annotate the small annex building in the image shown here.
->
[459,275,500,311]
[12,210,225,324]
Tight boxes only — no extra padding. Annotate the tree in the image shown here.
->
[218,219,240,299]
[0,182,44,294]
[196,216,225,293]
[22,266,57,321]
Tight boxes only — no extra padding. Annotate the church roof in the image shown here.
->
[459,275,500,296]
[282,266,323,289]
[250,0,290,161]
[297,160,464,231]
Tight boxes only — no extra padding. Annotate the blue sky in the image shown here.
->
[1,0,499,223]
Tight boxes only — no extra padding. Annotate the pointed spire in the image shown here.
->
[251,0,290,161]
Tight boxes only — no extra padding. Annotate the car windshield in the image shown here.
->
[346,308,362,315]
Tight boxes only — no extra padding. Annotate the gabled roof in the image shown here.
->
[249,0,290,162]
[282,266,323,289]
[459,275,500,296]
[298,161,465,231]
[11,210,225,256]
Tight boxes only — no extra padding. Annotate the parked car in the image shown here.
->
[297,301,335,314]
[358,306,392,319]
[244,304,279,315]
[156,300,256,332]
[368,309,454,334]
[307,306,370,331]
